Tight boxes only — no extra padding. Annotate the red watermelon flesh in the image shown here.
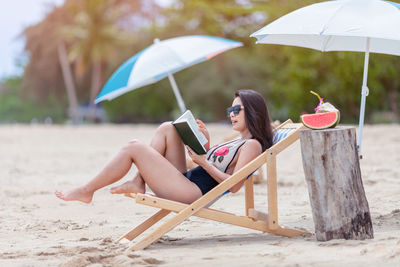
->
[301,112,340,130]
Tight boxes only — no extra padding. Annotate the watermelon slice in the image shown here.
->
[301,111,340,130]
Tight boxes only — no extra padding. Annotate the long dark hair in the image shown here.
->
[235,89,273,151]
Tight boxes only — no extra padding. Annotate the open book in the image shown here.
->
[172,110,208,155]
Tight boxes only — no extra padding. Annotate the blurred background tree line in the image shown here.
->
[0,0,399,124]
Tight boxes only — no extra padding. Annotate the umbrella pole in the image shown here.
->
[167,73,187,113]
[358,38,370,159]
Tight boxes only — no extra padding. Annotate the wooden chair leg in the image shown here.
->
[126,152,290,250]
[136,194,269,232]
[129,209,196,250]
[129,157,265,250]
[244,176,254,216]
[266,153,278,230]
[270,226,309,237]
[118,209,170,242]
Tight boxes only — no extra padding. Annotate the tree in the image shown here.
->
[23,0,157,123]
[23,5,74,107]
[61,0,141,121]
[57,41,79,123]
[21,0,400,124]
[162,0,400,123]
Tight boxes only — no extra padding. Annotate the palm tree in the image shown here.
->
[62,0,145,122]
[24,0,154,123]
[57,41,79,123]
[24,5,80,123]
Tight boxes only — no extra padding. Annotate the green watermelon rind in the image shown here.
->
[300,111,340,130]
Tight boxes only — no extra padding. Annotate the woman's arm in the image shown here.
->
[227,140,262,192]
[186,139,262,193]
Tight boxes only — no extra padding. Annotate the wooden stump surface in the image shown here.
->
[299,126,373,241]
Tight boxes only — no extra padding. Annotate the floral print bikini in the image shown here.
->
[206,138,248,172]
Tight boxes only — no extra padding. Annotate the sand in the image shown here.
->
[0,123,399,266]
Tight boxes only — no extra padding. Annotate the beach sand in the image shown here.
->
[0,123,399,266]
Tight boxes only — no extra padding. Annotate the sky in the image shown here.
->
[0,0,64,78]
[0,0,173,79]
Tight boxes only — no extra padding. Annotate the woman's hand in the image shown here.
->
[186,146,208,167]
[197,119,210,151]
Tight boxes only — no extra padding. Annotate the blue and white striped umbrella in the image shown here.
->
[250,0,400,158]
[95,35,242,112]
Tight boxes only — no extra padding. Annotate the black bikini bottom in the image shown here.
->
[183,166,219,195]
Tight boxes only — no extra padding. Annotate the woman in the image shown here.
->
[55,89,273,204]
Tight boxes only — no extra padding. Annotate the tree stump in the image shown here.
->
[299,126,373,241]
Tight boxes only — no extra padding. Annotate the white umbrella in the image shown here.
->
[95,35,242,113]
[250,0,400,157]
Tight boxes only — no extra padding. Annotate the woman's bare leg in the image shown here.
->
[55,122,191,202]
[150,121,187,172]
[109,122,187,194]
[121,140,202,203]
[55,139,145,203]
[56,139,201,203]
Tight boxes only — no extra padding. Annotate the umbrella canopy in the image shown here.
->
[95,35,242,112]
[250,0,400,157]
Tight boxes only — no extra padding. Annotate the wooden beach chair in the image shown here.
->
[118,119,308,250]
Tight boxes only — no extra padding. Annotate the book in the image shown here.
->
[172,110,208,155]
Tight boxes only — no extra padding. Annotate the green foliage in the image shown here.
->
[0,77,66,123]
[102,79,177,123]
[156,0,400,124]
[15,0,400,124]
[63,0,136,68]
[22,0,151,119]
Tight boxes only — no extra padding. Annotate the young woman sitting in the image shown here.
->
[55,89,273,204]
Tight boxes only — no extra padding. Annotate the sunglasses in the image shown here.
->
[226,105,244,117]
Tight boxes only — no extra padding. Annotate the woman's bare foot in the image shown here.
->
[110,177,145,194]
[55,187,94,203]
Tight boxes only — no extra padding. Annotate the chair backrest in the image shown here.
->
[209,120,302,206]
[272,128,295,145]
